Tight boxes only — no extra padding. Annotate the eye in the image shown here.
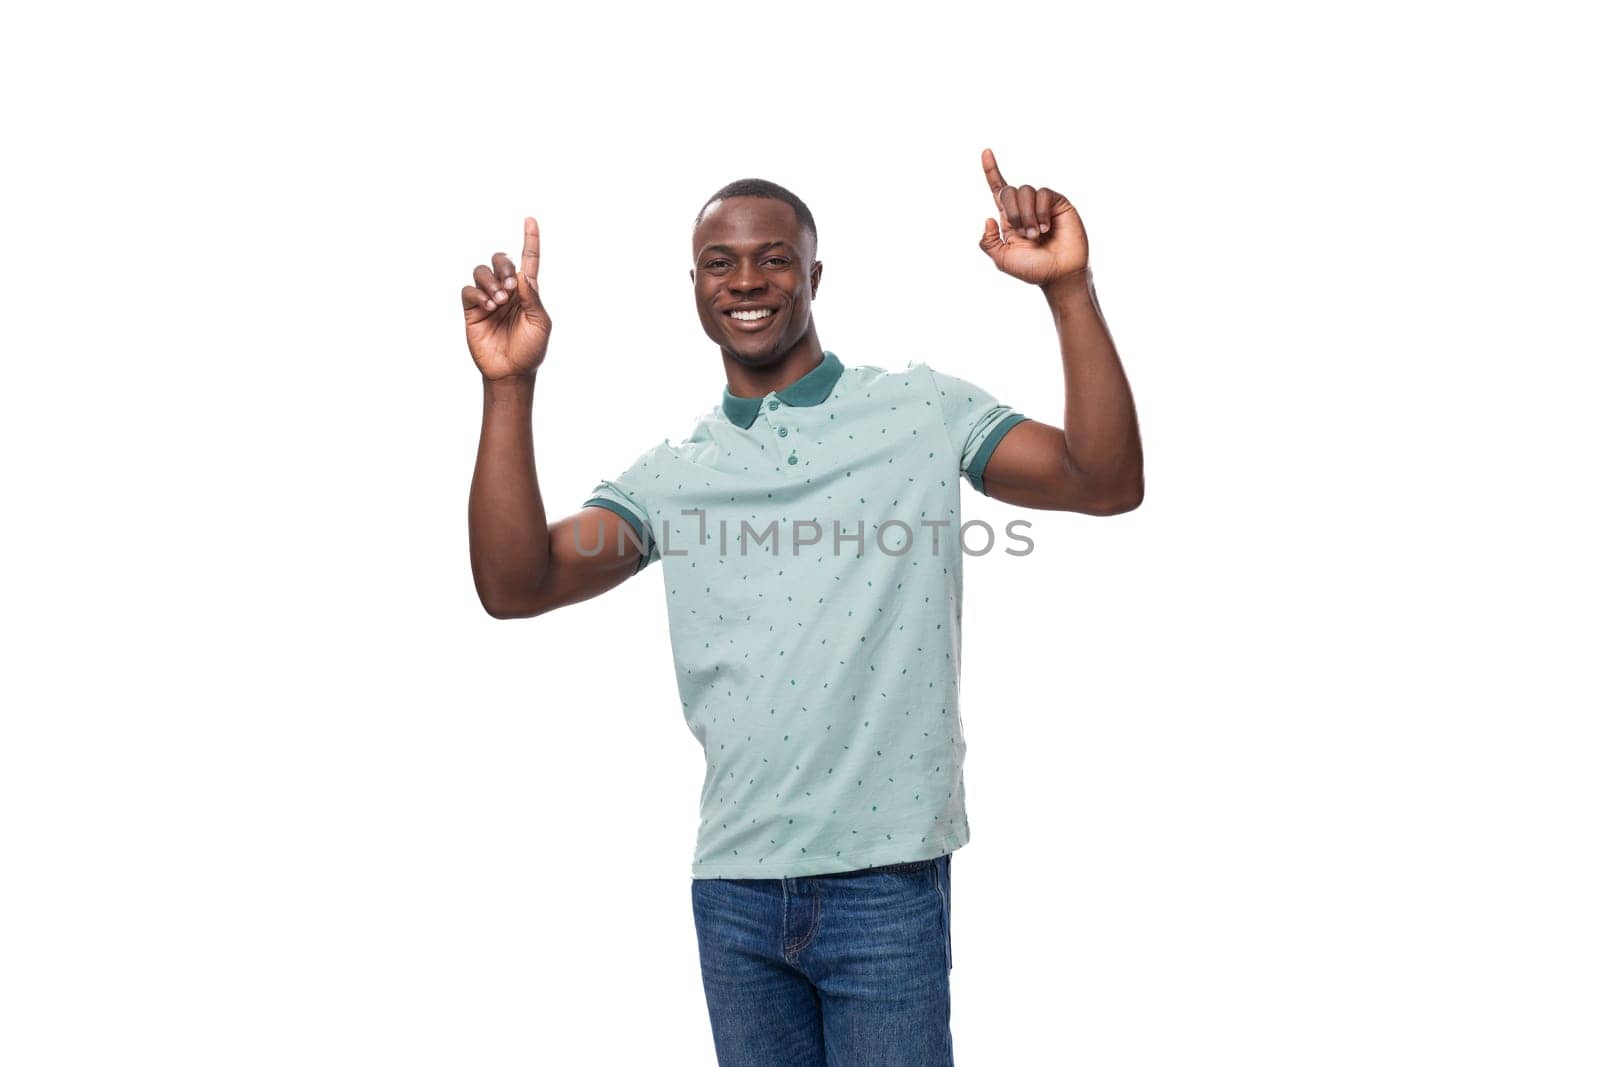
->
[704,259,732,270]
[764,257,790,267]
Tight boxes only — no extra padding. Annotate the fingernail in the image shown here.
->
[494,290,507,301]
[1026,227,1037,239]
[1040,223,1049,232]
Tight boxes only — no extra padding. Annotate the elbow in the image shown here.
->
[1078,472,1143,516]
[476,579,550,621]
[1098,488,1143,515]
[1109,474,1144,514]
[479,590,554,620]
[481,599,534,621]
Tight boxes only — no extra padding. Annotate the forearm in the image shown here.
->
[468,373,550,614]
[1043,269,1143,507]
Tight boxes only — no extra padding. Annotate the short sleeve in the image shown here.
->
[582,444,665,572]
[917,363,1029,496]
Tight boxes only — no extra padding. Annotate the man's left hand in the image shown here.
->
[978,148,1089,287]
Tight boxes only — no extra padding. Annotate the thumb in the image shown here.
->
[978,217,1004,259]
[516,270,545,319]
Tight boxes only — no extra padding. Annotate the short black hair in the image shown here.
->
[695,178,818,250]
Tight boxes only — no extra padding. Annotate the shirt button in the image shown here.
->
[767,399,780,410]
[777,426,789,437]
[787,454,798,465]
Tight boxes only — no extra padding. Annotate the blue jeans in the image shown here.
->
[690,852,954,1066]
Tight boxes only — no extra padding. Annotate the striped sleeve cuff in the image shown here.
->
[964,413,1029,495]
[582,495,655,572]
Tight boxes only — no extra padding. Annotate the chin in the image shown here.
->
[726,336,789,365]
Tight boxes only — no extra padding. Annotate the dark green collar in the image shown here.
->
[721,351,845,429]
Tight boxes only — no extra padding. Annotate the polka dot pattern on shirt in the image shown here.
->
[583,352,1027,879]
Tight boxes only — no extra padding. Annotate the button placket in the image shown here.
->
[780,420,799,466]
[766,397,801,469]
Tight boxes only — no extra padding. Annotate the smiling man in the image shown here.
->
[460,150,1142,1065]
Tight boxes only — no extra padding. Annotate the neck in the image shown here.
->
[721,325,825,398]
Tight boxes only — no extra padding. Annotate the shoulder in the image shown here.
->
[903,360,1003,415]
[623,405,722,462]
[857,359,973,413]
[860,358,964,394]
[830,359,905,400]
[591,436,677,502]
[672,405,731,463]
[902,359,961,393]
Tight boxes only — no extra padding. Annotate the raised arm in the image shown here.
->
[464,218,643,619]
[974,148,1144,515]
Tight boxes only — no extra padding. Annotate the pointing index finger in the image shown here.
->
[981,148,1008,199]
[521,216,541,283]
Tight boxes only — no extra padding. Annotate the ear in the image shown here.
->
[688,267,696,284]
[811,260,823,298]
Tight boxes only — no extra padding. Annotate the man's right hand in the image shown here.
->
[461,217,551,380]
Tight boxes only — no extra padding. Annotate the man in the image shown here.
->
[460,149,1142,1065]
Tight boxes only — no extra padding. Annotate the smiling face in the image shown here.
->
[691,196,822,368]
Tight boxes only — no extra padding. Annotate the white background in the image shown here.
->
[3,2,1596,1064]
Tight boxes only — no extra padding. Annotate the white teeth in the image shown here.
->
[730,309,773,321]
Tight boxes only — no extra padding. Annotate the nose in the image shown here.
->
[729,259,766,297]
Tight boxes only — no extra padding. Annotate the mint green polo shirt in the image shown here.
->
[583,350,1029,879]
